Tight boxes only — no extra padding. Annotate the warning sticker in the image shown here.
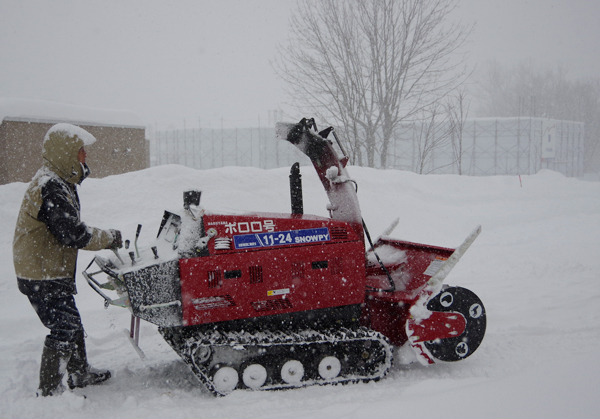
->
[233,227,330,249]
[267,288,290,297]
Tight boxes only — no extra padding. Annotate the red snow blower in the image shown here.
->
[83,118,486,396]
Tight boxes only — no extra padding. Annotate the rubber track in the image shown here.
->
[160,326,393,396]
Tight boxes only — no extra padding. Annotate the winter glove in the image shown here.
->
[108,229,123,249]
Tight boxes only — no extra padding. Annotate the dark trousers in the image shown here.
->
[18,278,84,352]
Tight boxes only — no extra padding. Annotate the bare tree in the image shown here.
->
[411,102,453,173]
[274,0,471,168]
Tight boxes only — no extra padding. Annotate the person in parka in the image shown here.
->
[13,123,123,396]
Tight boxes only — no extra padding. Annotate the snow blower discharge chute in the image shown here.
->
[83,118,486,396]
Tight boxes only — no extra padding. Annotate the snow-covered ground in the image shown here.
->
[1,164,599,418]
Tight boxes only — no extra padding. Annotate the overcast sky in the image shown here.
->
[1,0,599,130]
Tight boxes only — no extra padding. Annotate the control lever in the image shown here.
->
[111,248,124,265]
[135,224,142,258]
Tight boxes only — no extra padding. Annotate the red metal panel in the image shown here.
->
[361,299,411,347]
[179,240,366,327]
[203,213,362,255]
[366,238,455,303]
[407,312,467,343]
[363,238,457,346]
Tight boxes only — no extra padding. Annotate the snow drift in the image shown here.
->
[1,165,599,419]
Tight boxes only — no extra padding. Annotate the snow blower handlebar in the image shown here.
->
[82,261,113,308]
[82,257,129,309]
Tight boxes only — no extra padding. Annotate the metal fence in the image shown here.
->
[151,127,310,169]
[151,118,585,177]
[387,118,585,177]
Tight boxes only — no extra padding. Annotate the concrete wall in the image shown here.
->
[0,119,148,185]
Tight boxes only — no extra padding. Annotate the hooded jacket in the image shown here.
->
[13,124,114,288]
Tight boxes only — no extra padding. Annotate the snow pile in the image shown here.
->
[367,245,407,267]
[0,165,599,419]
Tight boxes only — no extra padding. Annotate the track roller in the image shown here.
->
[318,356,341,379]
[212,366,239,394]
[242,364,268,389]
[280,360,304,384]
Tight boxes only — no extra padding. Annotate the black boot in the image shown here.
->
[38,344,71,397]
[66,332,111,390]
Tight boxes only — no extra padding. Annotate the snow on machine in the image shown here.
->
[83,118,486,396]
